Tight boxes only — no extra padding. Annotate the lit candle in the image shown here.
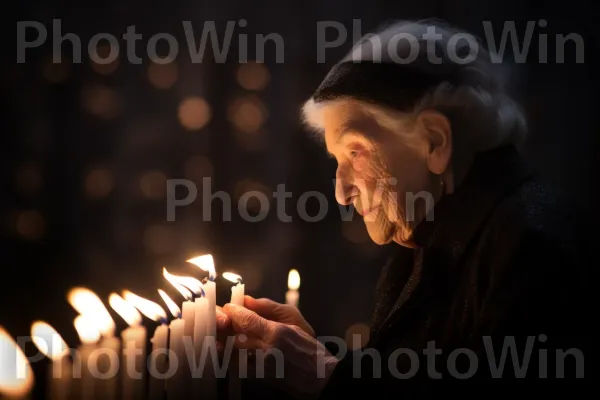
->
[72,315,101,399]
[123,290,168,400]
[188,254,219,400]
[187,255,217,341]
[222,272,245,400]
[285,269,300,307]
[163,268,197,341]
[109,293,146,400]
[68,287,118,399]
[31,321,71,400]
[158,289,187,399]
[223,272,245,306]
[0,326,35,399]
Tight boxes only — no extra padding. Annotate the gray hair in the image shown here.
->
[302,19,528,154]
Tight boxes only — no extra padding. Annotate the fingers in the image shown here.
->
[223,303,272,338]
[243,295,284,320]
[233,334,265,350]
[216,306,231,330]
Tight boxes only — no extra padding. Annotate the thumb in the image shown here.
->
[223,303,271,338]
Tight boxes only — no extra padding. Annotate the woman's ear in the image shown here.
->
[417,110,452,175]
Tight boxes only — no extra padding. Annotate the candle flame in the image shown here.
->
[158,289,181,318]
[67,287,115,336]
[73,315,101,344]
[109,293,142,326]
[288,269,300,290]
[163,267,194,300]
[222,272,242,284]
[30,321,69,360]
[0,326,34,398]
[123,290,167,322]
[187,254,216,279]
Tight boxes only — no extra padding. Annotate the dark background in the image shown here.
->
[1,0,596,364]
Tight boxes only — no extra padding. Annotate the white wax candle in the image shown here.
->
[285,290,299,307]
[48,354,71,400]
[192,294,216,399]
[167,318,187,399]
[286,269,300,307]
[204,279,217,340]
[96,336,120,399]
[231,283,245,306]
[148,323,168,400]
[121,325,146,400]
[227,279,245,400]
[78,343,97,399]
[181,300,196,341]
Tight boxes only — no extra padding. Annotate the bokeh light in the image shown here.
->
[140,171,167,199]
[90,44,119,75]
[184,156,214,182]
[227,96,268,133]
[233,179,271,215]
[82,85,120,119]
[16,210,44,240]
[15,164,42,194]
[143,225,176,255]
[178,96,211,130]
[85,168,114,198]
[43,57,70,83]
[148,61,178,89]
[236,62,270,90]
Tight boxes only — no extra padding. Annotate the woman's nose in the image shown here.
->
[335,168,354,206]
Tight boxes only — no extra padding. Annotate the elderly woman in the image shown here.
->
[219,20,590,397]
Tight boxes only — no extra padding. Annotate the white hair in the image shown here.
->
[301,19,528,154]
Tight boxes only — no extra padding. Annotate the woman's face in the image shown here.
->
[323,100,434,246]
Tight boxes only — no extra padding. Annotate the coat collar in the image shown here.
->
[411,143,535,274]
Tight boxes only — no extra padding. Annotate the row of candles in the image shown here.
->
[0,254,301,399]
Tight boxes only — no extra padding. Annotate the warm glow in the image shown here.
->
[0,326,34,398]
[67,287,115,336]
[163,267,203,296]
[122,290,167,321]
[222,272,242,284]
[109,293,142,326]
[73,315,101,344]
[288,269,300,290]
[30,321,68,360]
[187,254,216,279]
[163,268,194,300]
[178,96,211,130]
[158,289,181,318]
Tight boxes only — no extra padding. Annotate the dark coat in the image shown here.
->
[318,144,592,397]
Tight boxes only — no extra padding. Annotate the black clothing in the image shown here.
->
[319,144,592,397]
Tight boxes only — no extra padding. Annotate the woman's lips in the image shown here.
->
[358,206,381,218]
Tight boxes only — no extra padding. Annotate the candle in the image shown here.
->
[285,269,301,307]
[187,255,217,341]
[109,293,146,400]
[0,326,35,399]
[30,321,71,400]
[223,272,245,306]
[163,268,196,340]
[123,290,168,400]
[73,315,101,399]
[158,289,187,399]
[67,287,120,398]
[222,272,245,400]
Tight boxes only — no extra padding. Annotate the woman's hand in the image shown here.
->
[219,296,339,398]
